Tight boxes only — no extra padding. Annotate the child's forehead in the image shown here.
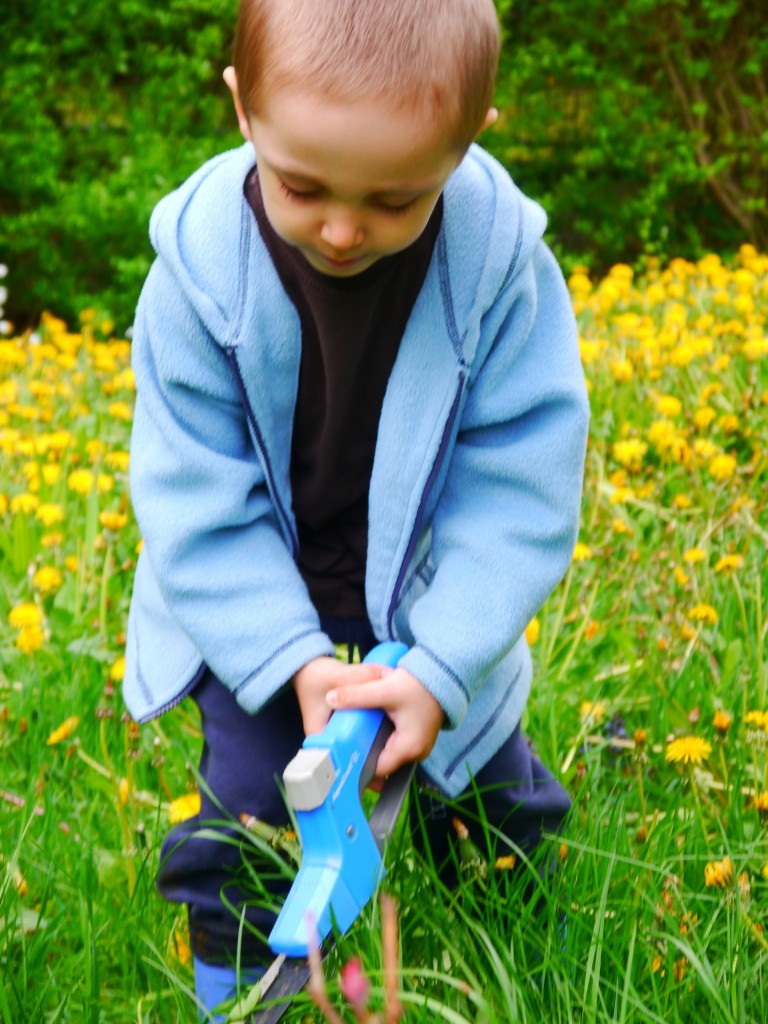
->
[252,90,460,191]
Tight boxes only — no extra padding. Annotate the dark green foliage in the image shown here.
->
[1,0,241,332]
[489,0,768,275]
[1,0,766,330]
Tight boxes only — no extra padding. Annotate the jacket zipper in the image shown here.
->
[386,371,465,638]
[225,346,298,558]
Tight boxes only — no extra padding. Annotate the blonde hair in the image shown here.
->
[232,0,499,150]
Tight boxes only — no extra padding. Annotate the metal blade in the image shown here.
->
[246,954,312,1023]
[368,761,415,852]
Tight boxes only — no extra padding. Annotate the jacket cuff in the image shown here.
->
[234,629,336,713]
[398,645,470,730]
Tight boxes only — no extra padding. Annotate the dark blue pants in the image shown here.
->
[157,619,571,965]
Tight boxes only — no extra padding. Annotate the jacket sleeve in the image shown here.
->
[399,241,589,728]
[129,257,335,711]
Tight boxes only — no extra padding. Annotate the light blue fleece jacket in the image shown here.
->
[123,141,589,797]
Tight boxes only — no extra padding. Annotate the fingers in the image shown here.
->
[326,680,391,711]
[345,663,392,684]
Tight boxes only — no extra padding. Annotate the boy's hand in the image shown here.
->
[325,667,445,779]
[292,657,391,737]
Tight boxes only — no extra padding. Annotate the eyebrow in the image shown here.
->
[269,161,440,199]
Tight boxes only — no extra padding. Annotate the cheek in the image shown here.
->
[262,196,315,244]
[375,210,433,251]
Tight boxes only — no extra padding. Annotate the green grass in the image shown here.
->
[1,250,767,1021]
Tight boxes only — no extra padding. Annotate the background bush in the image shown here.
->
[494,0,768,274]
[1,0,766,332]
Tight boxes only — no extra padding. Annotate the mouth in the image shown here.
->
[320,253,366,268]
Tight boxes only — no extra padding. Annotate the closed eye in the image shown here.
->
[376,198,418,216]
[278,178,418,216]
[278,179,319,203]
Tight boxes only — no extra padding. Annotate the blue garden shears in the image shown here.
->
[247,641,413,1022]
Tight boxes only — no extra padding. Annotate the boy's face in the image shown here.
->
[225,69,473,277]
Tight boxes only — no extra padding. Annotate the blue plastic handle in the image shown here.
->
[268,641,408,957]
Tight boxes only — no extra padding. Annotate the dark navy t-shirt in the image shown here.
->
[245,169,443,618]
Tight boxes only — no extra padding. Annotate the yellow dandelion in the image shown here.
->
[693,438,718,460]
[612,438,648,470]
[714,554,743,574]
[8,602,42,629]
[64,555,79,573]
[708,453,737,481]
[655,395,682,417]
[569,273,593,295]
[713,710,732,735]
[35,502,64,527]
[673,566,689,587]
[10,492,39,515]
[573,542,592,561]
[579,339,602,364]
[109,657,126,682]
[704,857,733,888]
[111,368,135,391]
[524,618,540,645]
[610,486,635,505]
[693,407,716,430]
[584,620,600,640]
[107,401,133,421]
[100,510,128,532]
[683,547,706,564]
[67,468,95,495]
[15,625,45,653]
[168,792,201,825]
[494,855,517,871]
[688,604,718,626]
[744,710,768,730]
[105,450,130,472]
[118,777,132,805]
[752,792,768,814]
[41,532,64,548]
[172,927,192,967]
[579,699,606,725]
[743,337,768,361]
[672,494,692,510]
[32,565,63,595]
[665,735,712,765]
[670,343,695,367]
[718,413,739,435]
[612,518,633,536]
[610,359,633,383]
[97,473,114,494]
[46,715,80,746]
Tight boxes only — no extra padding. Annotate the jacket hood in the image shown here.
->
[146,142,548,361]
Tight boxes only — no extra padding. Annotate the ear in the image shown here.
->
[478,107,499,134]
[223,65,253,142]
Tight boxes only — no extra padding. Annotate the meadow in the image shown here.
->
[0,247,767,1022]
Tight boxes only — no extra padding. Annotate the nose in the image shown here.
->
[319,208,364,252]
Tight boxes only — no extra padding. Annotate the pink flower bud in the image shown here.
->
[339,956,370,1009]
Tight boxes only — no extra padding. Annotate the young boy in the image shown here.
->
[123,0,589,1015]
